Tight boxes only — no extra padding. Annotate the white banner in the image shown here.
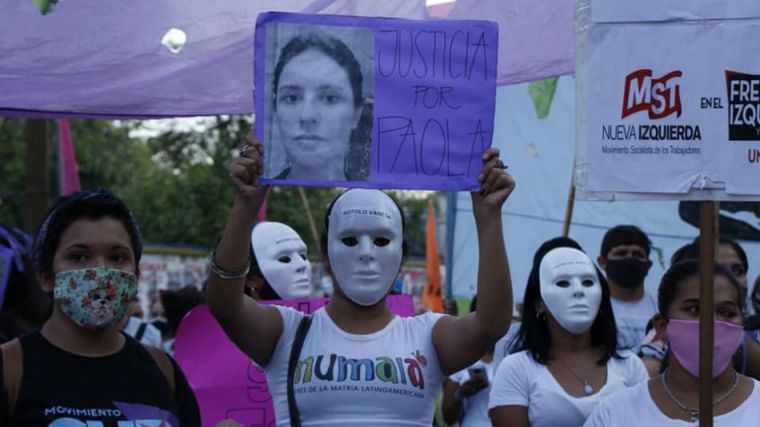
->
[449,78,760,303]
[578,3,760,197]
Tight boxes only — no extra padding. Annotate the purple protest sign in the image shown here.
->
[174,295,415,426]
[254,12,498,191]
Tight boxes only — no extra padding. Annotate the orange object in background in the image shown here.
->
[421,201,444,313]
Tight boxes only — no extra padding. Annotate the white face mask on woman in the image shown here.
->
[251,222,311,299]
[539,247,602,334]
[327,190,403,306]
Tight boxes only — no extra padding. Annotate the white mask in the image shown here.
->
[327,189,403,306]
[539,247,602,334]
[251,222,311,299]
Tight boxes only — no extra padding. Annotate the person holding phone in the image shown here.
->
[442,296,494,427]
[489,244,648,427]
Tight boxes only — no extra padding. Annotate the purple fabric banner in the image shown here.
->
[0,0,426,119]
[448,0,575,86]
[255,12,497,191]
[0,1,571,119]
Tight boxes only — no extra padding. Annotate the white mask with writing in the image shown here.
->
[251,222,311,299]
[539,247,602,334]
[327,189,403,306]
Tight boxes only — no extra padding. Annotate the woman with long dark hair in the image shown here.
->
[268,32,371,181]
[489,245,647,427]
[586,260,760,425]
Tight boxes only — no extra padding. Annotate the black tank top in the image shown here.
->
[6,330,195,426]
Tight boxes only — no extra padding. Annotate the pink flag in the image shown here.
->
[257,198,267,222]
[58,119,81,195]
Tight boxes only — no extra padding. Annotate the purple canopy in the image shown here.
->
[0,0,573,118]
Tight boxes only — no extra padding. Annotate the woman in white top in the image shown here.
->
[207,137,515,426]
[489,240,648,427]
[585,260,760,426]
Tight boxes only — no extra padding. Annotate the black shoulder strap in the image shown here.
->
[134,322,148,342]
[1,338,22,425]
[287,315,312,427]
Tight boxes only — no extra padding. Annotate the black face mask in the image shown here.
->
[604,258,650,289]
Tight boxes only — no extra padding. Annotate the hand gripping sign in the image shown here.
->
[255,12,498,191]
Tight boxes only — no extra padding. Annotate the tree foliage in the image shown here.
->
[0,119,30,228]
[0,117,437,260]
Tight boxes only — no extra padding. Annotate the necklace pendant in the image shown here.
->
[583,382,593,395]
[688,410,699,423]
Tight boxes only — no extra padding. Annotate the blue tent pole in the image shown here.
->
[444,192,457,301]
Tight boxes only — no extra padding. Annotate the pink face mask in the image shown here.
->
[666,318,744,378]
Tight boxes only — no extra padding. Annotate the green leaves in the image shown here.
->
[0,117,433,259]
[31,0,58,15]
[0,120,36,228]
[528,77,559,120]
[121,116,251,247]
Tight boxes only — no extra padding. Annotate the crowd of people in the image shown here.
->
[0,99,759,427]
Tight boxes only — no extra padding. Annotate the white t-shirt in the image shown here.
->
[492,322,521,371]
[489,350,649,427]
[264,306,446,426]
[610,293,657,352]
[448,359,495,427]
[584,378,760,426]
[122,316,163,348]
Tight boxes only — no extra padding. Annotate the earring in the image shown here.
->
[536,311,547,321]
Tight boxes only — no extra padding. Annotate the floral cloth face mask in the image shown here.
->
[53,267,137,331]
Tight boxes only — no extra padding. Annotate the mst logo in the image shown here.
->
[726,71,760,141]
[622,69,682,119]
[602,69,700,143]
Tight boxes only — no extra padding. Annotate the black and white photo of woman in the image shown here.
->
[263,25,374,182]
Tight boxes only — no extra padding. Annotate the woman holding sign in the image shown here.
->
[207,136,514,426]
[489,244,648,427]
[266,31,372,182]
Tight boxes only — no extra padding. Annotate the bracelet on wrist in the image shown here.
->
[208,250,250,280]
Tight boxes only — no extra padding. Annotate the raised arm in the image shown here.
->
[206,137,283,366]
[432,148,514,375]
